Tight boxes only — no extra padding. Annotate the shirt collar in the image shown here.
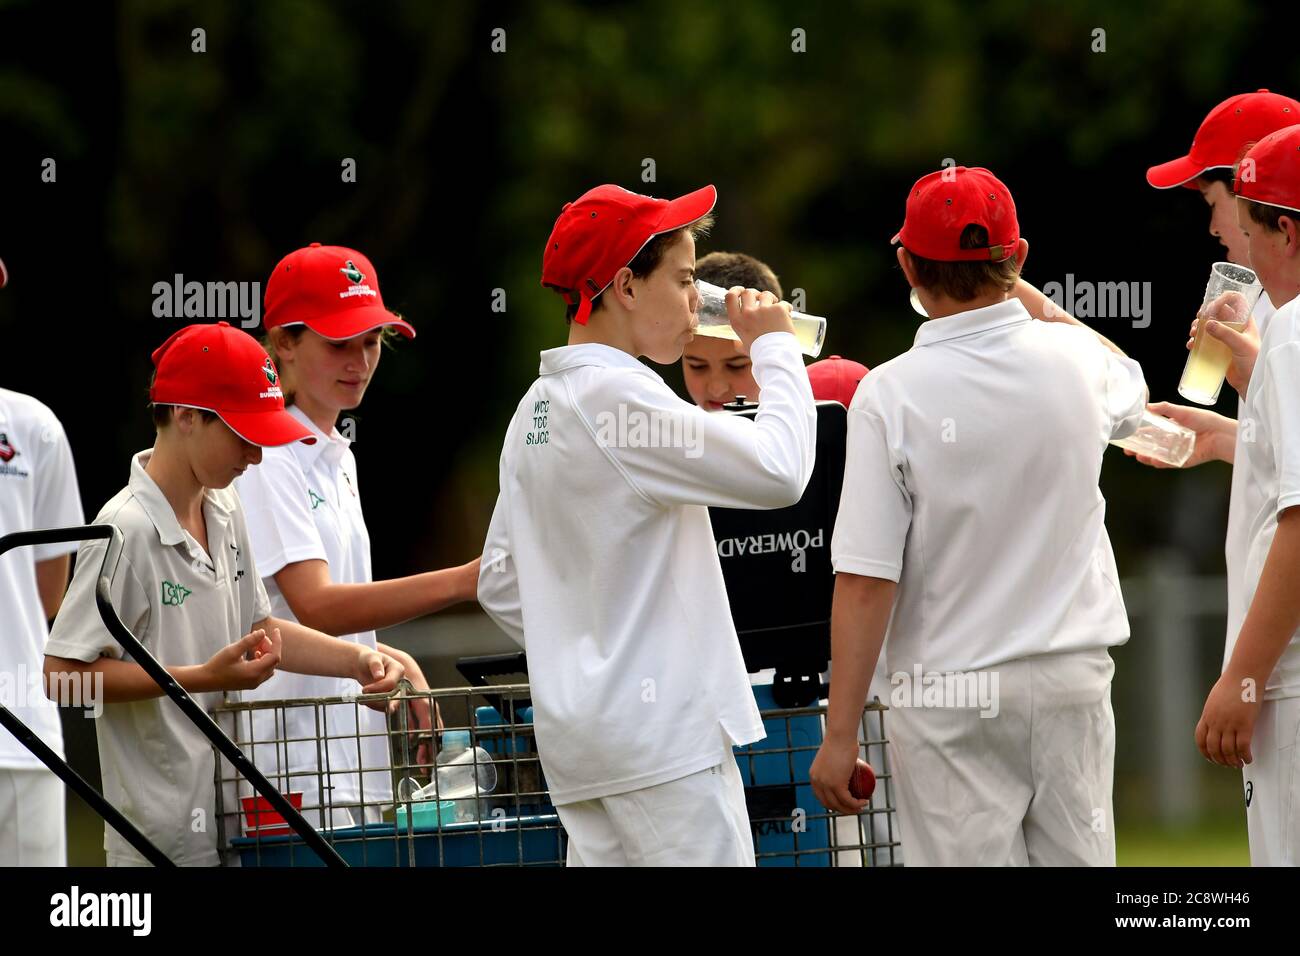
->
[538,343,664,384]
[128,449,233,549]
[287,404,350,469]
[912,298,1032,348]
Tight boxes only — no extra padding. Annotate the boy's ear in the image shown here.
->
[1014,237,1029,273]
[1282,216,1300,257]
[607,266,637,311]
[896,247,918,288]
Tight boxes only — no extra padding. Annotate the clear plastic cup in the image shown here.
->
[1109,409,1195,467]
[693,280,827,357]
[1177,262,1262,405]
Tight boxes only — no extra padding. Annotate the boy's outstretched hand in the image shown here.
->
[725,287,796,355]
[1195,670,1259,769]
[355,649,404,710]
[1122,401,1238,468]
[204,627,282,691]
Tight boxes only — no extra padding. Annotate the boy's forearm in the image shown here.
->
[269,616,363,679]
[1014,279,1127,357]
[44,656,213,703]
[290,569,472,636]
[825,573,896,743]
[1226,508,1300,686]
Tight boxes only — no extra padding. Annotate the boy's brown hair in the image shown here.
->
[566,215,715,323]
[906,224,1022,302]
[695,251,783,299]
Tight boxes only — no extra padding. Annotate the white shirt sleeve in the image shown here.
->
[235,452,327,579]
[44,539,151,663]
[588,332,817,510]
[1263,341,1300,517]
[1102,349,1148,441]
[478,488,525,648]
[831,393,912,582]
[31,412,85,561]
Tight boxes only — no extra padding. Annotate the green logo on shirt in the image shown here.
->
[161,580,192,606]
[308,490,325,510]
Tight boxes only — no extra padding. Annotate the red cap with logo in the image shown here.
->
[263,243,415,340]
[1234,124,1300,215]
[149,322,316,446]
[1147,90,1300,190]
[542,184,717,324]
[807,355,870,408]
[892,167,1019,262]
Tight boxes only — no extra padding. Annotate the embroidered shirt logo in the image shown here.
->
[161,580,193,606]
[308,490,326,510]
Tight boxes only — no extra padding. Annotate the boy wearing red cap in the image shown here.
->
[43,322,404,866]
[1193,125,1300,865]
[810,167,1148,866]
[235,244,478,828]
[478,184,817,866]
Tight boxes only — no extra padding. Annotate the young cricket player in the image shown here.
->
[43,322,404,866]
[0,254,85,865]
[478,183,817,866]
[681,251,782,410]
[809,166,1148,866]
[1192,124,1300,865]
[235,243,479,828]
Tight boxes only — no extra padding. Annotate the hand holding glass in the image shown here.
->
[693,280,827,357]
[1178,263,1263,405]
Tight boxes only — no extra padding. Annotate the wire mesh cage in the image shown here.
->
[212,681,899,867]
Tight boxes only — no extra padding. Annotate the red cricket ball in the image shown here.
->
[849,759,876,801]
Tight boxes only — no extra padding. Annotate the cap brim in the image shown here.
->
[293,305,416,341]
[219,409,317,447]
[653,184,718,233]
[0,256,8,289]
[1146,155,1212,189]
[890,230,902,245]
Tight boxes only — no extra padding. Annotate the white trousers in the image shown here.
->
[1244,695,1300,866]
[556,743,755,867]
[888,648,1116,866]
[0,767,66,866]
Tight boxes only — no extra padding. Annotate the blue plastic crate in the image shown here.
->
[733,683,834,866]
[231,815,566,867]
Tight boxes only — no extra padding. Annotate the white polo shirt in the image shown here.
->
[1228,293,1300,699]
[1224,291,1276,671]
[0,389,84,770]
[831,299,1147,674]
[45,450,271,866]
[234,404,391,821]
[479,332,816,805]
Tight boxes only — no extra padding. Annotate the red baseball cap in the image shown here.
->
[542,183,717,324]
[149,322,316,446]
[1234,124,1300,214]
[892,167,1019,262]
[807,355,870,408]
[263,243,415,339]
[1147,90,1300,190]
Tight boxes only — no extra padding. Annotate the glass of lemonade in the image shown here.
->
[693,280,827,358]
[1177,262,1263,405]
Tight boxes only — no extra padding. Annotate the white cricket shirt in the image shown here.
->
[1223,291,1276,672]
[0,389,84,769]
[831,299,1148,674]
[235,404,391,822]
[45,451,272,866]
[479,332,817,805]
[1228,294,1300,699]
